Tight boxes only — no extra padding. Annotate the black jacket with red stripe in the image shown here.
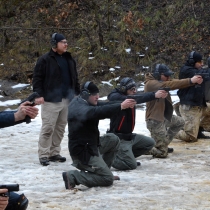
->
[107,88,156,135]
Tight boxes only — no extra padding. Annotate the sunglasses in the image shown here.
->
[196,61,203,64]
[129,87,136,91]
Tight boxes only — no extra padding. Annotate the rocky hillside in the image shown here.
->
[0,0,209,84]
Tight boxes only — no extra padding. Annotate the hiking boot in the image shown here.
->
[113,176,120,181]
[153,154,167,158]
[39,157,50,166]
[62,172,74,190]
[153,151,168,158]
[146,147,163,156]
[168,147,174,153]
[136,161,141,166]
[49,155,66,162]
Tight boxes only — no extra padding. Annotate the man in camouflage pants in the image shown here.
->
[144,64,203,158]
[176,51,210,142]
[174,56,210,137]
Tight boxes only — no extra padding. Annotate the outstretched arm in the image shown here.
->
[14,101,39,121]
[155,90,168,99]
[0,101,39,128]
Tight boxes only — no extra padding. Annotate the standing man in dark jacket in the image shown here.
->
[176,51,210,142]
[62,81,136,189]
[33,33,80,166]
[107,77,167,170]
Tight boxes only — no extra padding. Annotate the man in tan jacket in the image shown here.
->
[144,64,203,158]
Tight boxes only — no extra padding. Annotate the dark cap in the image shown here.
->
[54,33,66,43]
[155,64,174,77]
[192,52,202,63]
[82,81,99,94]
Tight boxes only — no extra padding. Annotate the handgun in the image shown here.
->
[19,92,39,106]
[0,184,19,197]
[19,92,39,124]
[158,87,170,92]
[195,72,209,79]
[127,95,139,100]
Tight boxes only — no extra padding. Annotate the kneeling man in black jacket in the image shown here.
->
[62,81,136,189]
[108,77,167,170]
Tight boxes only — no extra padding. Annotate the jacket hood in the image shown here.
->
[107,88,124,100]
[185,61,193,67]
[144,73,156,84]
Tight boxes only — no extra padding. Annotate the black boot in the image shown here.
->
[136,161,141,166]
[197,127,210,139]
[168,147,174,153]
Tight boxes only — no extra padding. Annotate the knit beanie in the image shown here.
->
[193,52,202,63]
[120,77,136,91]
[82,82,99,94]
[54,33,65,43]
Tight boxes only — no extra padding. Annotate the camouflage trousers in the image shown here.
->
[176,104,208,142]
[173,102,181,117]
[174,102,210,132]
[200,102,210,132]
[146,115,185,158]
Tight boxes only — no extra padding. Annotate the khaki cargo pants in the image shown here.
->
[175,104,204,142]
[38,99,69,158]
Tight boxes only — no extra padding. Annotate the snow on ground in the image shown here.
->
[1,93,210,210]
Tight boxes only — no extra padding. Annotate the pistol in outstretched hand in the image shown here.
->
[19,92,39,123]
[158,87,170,92]
[194,72,209,79]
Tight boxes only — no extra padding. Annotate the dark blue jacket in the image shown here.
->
[0,111,24,128]
[177,63,210,107]
[107,89,156,134]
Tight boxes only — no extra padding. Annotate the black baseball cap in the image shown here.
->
[156,64,174,76]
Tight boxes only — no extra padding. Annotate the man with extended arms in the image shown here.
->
[107,77,168,170]
[144,63,203,158]
[62,81,136,189]
[176,51,210,141]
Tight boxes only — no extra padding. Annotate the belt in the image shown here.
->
[181,104,202,111]
[191,105,202,109]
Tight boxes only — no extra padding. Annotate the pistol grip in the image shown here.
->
[25,116,31,124]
